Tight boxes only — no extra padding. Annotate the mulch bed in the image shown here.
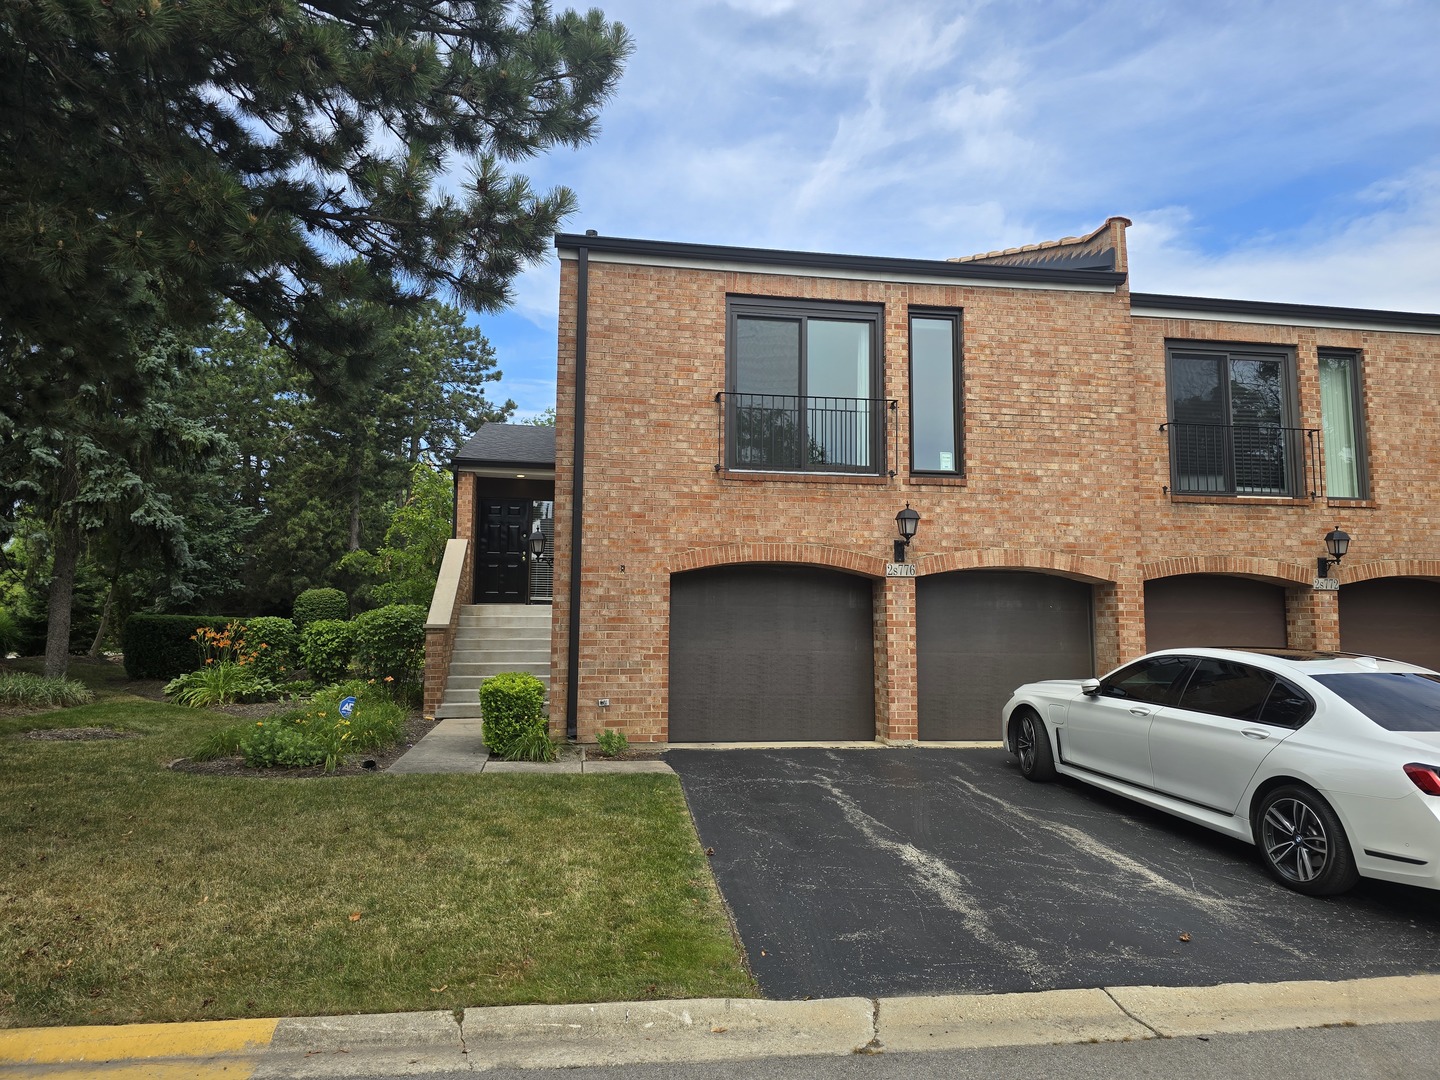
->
[22,726,143,741]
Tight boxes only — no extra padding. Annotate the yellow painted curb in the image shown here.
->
[0,1018,278,1065]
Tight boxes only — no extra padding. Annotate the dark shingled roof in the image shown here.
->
[452,423,556,468]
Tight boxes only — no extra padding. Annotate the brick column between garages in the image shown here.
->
[878,575,918,742]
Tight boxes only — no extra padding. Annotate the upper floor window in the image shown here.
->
[909,310,962,475]
[1318,350,1368,499]
[1165,343,1304,497]
[725,297,884,473]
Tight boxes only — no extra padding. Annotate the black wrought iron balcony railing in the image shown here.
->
[715,392,897,475]
[1160,421,1320,498]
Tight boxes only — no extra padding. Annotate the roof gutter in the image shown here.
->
[564,245,589,742]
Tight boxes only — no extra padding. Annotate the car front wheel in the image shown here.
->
[1012,708,1055,782]
[1255,785,1359,896]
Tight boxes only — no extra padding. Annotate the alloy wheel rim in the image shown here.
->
[1017,717,1036,771]
[1262,798,1329,882]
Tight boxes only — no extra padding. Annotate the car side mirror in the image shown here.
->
[1081,679,1101,697]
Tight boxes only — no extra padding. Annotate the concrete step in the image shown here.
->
[451,639,549,653]
[458,611,553,628]
[449,658,548,676]
[450,643,549,658]
[445,670,548,692]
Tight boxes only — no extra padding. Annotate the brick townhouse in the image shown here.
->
[435,217,1440,746]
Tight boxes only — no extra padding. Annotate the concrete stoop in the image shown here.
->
[433,603,551,720]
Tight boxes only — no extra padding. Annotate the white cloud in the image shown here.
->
[1129,163,1440,310]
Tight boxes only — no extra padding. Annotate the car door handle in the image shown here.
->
[1128,707,1154,716]
[1241,729,1270,740]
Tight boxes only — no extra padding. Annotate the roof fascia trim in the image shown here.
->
[556,234,1126,290]
[1131,292,1440,335]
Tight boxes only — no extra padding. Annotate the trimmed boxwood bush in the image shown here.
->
[122,614,230,680]
[353,604,425,688]
[479,671,548,758]
[293,588,348,629]
[300,619,355,684]
[241,616,299,682]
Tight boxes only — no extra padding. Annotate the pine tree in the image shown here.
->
[0,0,631,401]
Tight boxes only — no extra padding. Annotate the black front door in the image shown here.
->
[476,499,530,603]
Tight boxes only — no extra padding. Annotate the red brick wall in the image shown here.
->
[549,256,1440,742]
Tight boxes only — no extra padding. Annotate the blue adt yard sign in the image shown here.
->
[338,696,357,718]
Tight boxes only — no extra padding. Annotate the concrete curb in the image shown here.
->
[4,974,1440,1076]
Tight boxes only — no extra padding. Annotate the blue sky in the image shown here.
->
[478,0,1440,420]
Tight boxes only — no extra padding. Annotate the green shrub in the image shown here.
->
[241,616,298,682]
[191,725,246,761]
[0,671,95,708]
[164,662,273,708]
[0,607,21,656]
[353,604,425,689]
[594,728,628,758]
[292,588,348,629]
[507,724,557,762]
[121,614,230,680]
[300,619,355,683]
[232,682,406,772]
[479,671,547,758]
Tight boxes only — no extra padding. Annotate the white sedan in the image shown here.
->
[1001,647,1440,896]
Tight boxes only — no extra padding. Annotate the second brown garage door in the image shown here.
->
[1145,575,1287,652]
[1341,578,1440,670]
[917,570,1094,741]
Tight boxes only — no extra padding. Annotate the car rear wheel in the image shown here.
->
[1013,708,1055,782]
[1255,785,1359,896]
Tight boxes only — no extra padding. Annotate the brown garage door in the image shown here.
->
[669,565,875,742]
[1145,575,1287,651]
[1341,578,1440,670]
[917,570,1094,741]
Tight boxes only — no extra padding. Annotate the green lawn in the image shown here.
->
[0,665,755,1028]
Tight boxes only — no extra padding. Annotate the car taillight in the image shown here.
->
[1403,763,1440,796]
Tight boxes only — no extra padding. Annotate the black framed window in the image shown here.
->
[1318,349,1368,499]
[726,297,884,473]
[909,309,962,475]
[1165,343,1300,496]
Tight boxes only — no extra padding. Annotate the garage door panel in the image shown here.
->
[1341,578,1440,671]
[1145,575,1286,652]
[670,565,875,742]
[918,571,1094,741]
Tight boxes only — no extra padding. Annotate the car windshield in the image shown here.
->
[1311,672,1440,732]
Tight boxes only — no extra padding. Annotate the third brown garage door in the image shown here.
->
[1145,575,1287,651]
[917,570,1094,741]
[1341,577,1440,670]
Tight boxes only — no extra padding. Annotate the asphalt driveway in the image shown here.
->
[667,747,1440,1001]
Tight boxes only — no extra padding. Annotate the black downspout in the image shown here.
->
[565,247,589,742]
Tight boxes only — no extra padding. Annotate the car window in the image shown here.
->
[1312,672,1440,732]
[1175,658,1275,721]
[1100,656,1194,705]
[1260,677,1314,729]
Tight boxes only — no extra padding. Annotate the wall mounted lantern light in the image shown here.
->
[1317,526,1350,579]
[894,504,920,563]
[528,523,549,563]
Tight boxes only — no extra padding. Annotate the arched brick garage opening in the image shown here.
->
[668,564,876,742]
[1144,575,1287,652]
[917,570,1094,741]
[1340,577,1440,670]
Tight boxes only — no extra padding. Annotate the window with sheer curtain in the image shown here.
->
[1319,350,1367,499]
